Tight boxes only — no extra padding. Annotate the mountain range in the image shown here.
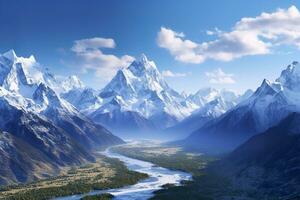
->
[0,50,123,185]
[63,54,246,139]
[165,88,253,139]
[2,50,227,184]
[2,49,300,189]
[215,112,300,198]
[183,61,300,153]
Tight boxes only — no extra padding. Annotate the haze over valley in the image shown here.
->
[1,1,300,200]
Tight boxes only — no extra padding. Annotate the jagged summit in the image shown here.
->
[63,53,243,136]
[66,75,83,85]
[128,54,159,76]
[90,54,194,130]
[2,49,17,61]
[184,61,300,153]
[33,83,60,105]
[276,61,300,91]
[187,87,237,108]
[181,91,188,98]
[103,54,168,95]
[0,50,123,186]
[139,53,149,63]
[62,75,84,91]
[253,79,277,97]
[0,50,89,96]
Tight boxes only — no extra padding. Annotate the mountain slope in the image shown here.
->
[216,112,300,198]
[84,54,196,138]
[61,88,103,114]
[165,89,253,139]
[0,50,123,150]
[0,50,123,185]
[32,83,123,149]
[62,54,251,140]
[183,61,300,153]
[0,91,93,184]
[0,131,59,185]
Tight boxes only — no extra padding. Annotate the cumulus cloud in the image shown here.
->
[205,68,235,84]
[157,27,205,64]
[157,6,300,64]
[71,37,134,81]
[162,70,187,77]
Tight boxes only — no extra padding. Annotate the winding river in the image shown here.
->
[55,148,192,200]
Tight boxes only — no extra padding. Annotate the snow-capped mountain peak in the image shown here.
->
[181,91,188,98]
[276,61,300,92]
[128,54,160,77]
[187,87,238,108]
[102,54,168,96]
[244,61,300,108]
[186,61,300,153]
[88,54,194,129]
[191,96,229,117]
[139,53,149,63]
[61,75,84,92]
[33,83,60,105]
[0,50,87,97]
[0,50,124,185]
[2,49,17,61]
[0,50,54,97]
[0,53,39,98]
[32,82,77,115]
[253,79,277,97]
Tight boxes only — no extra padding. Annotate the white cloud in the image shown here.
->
[157,27,205,64]
[206,27,222,36]
[157,6,300,64]
[162,70,187,77]
[205,68,236,84]
[71,38,116,53]
[206,30,215,36]
[71,37,134,81]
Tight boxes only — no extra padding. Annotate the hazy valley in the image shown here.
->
[0,49,299,199]
[2,2,300,199]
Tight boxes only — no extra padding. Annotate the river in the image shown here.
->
[54,148,192,200]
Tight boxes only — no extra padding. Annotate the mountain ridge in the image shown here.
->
[0,50,123,185]
[215,112,300,198]
[183,61,300,153]
[63,54,243,139]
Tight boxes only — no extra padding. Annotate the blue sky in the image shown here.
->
[1,0,300,94]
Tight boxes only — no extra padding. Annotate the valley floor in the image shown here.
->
[0,153,148,200]
[111,142,273,200]
[110,142,223,200]
[1,141,287,200]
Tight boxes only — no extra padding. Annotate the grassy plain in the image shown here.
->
[0,153,148,200]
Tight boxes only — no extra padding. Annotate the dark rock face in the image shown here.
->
[0,96,123,185]
[216,113,300,198]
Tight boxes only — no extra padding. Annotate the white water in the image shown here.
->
[54,148,192,200]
